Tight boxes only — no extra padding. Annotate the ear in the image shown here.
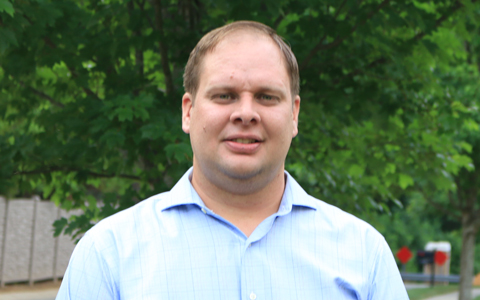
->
[182,93,194,134]
[292,95,300,138]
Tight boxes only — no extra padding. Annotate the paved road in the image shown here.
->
[0,288,57,300]
[405,283,429,289]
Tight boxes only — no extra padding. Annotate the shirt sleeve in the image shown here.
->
[56,232,118,300]
[368,236,410,300]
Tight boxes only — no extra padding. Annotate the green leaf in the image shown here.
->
[451,101,469,113]
[457,141,473,153]
[452,154,474,171]
[53,217,68,237]
[0,28,18,53]
[140,121,166,140]
[115,107,134,122]
[389,115,404,129]
[0,0,14,17]
[348,164,365,177]
[384,163,396,174]
[165,143,192,164]
[398,174,413,190]
[463,119,479,132]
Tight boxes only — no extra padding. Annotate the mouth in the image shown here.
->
[230,138,259,144]
[224,136,262,153]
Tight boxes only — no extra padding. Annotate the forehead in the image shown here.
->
[197,32,289,89]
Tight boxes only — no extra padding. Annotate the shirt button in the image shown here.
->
[248,243,252,248]
[201,208,207,214]
[250,292,256,300]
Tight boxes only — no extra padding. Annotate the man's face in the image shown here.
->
[182,31,300,193]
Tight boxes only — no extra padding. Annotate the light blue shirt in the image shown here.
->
[57,168,408,300]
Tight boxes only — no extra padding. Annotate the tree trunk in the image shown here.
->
[152,0,174,95]
[458,216,477,300]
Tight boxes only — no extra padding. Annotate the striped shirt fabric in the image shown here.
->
[56,168,408,300]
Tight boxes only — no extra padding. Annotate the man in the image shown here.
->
[57,21,408,299]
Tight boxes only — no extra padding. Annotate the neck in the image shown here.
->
[191,167,286,237]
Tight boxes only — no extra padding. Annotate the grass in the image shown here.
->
[407,284,458,300]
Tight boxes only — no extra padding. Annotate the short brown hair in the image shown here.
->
[183,20,300,98]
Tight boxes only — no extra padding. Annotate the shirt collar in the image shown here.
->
[159,167,317,212]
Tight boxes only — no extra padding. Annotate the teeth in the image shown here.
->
[232,138,257,144]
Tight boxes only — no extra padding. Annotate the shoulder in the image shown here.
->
[82,191,170,250]
[311,196,382,239]
[57,191,177,300]
[78,168,198,255]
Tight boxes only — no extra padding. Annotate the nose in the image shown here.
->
[230,95,261,125]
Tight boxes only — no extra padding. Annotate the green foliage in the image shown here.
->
[1,0,480,250]
[0,0,14,17]
[364,192,464,274]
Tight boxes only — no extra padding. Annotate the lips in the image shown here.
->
[224,135,262,153]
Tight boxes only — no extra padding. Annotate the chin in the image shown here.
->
[220,166,263,181]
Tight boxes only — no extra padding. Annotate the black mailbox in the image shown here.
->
[416,250,435,265]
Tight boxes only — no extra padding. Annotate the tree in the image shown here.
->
[1,0,479,298]
[417,60,480,299]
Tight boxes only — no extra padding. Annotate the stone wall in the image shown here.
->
[0,196,78,286]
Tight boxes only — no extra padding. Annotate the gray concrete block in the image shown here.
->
[0,197,6,273]
[0,197,86,284]
[31,202,57,281]
[2,199,34,283]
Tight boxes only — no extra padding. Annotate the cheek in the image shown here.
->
[267,111,293,132]
[191,107,229,138]
[198,107,230,129]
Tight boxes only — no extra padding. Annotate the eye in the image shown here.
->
[260,94,273,101]
[217,94,232,100]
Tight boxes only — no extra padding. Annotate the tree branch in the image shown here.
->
[18,81,65,108]
[43,37,57,49]
[273,15,284,30]
[64,66,101,100]
[455,177,465,208]
[332,57,386,85]
[413,0,465,41]
[82,87,101,100]
[448,190,462,211]
[465,171,478,210]
[473,209,480,230]
[419,188,462,221]
[30,87,65,108]
[329,0,471,85]
[128,0,144,91]
[135,0,155,29]
[13,167,141,181]
[300,0,390,71]
[151,0,174,95]
[46,187,56,200]
[20,17,103,101]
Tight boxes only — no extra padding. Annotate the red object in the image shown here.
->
[434,251,448,266]
[397,246,413,264]
[396,246,413,264]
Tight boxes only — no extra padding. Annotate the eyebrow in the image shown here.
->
[204,85,235,95]
[204,85,288,98]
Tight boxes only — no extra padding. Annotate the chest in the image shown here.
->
[113,214,369,300]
